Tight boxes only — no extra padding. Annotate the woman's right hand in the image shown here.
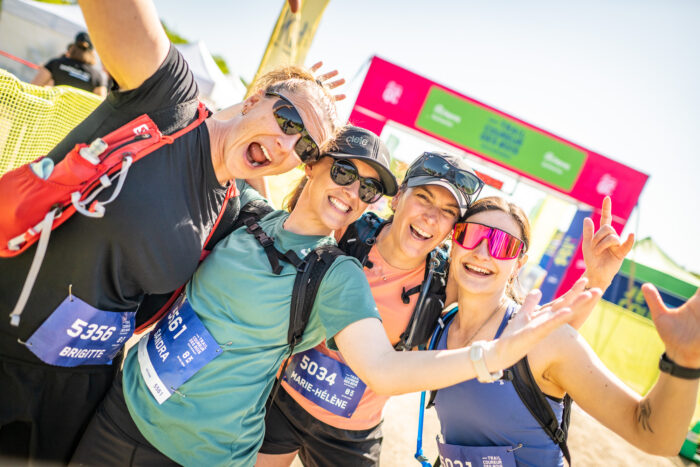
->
[488,285,601,372]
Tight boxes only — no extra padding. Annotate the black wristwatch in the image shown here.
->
[658,353,700,380]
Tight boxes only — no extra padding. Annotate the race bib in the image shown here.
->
[282,348,366,418]
[437,439,517,467]
[138,297,221,404]
[26,295,134,367]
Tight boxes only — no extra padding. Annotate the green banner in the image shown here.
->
[415,87,587,190]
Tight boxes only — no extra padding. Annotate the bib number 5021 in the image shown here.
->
[298,354,337,386]
[66,319,117,342]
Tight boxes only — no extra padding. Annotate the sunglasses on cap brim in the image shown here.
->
[266,91,320,163]
[452,222,525,260]
[405,153,484,206]
[329,159,385,204]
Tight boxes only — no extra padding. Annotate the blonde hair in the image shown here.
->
[249,66,340,150]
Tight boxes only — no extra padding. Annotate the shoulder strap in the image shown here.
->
[396,247,449,350]
[503,357,572,465]
[288,244,345,348]
[337,212,387,269]
[268,243,345,408]
[425,308,458,408]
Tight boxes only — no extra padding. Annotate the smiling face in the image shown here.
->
[389,185,460,261]
[221,84,334,180]
[300,157,381,232]
[450,209,528,299]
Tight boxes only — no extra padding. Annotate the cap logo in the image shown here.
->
[346,135,369,147]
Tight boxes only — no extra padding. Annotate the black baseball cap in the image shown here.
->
[74,32,93,50]
[325,126,398,196]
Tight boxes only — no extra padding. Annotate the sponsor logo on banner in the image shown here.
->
[382,80,403,105]
[596,173,618,196]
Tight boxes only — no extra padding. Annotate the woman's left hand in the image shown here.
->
[581,196,634,290]
[643,284,700,368]
[310,61,346,101]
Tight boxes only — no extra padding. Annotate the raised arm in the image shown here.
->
[77,0,170,91]
[334,289,598,395]
[549,285,700,455]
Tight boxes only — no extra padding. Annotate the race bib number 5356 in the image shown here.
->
[26,295,134,367]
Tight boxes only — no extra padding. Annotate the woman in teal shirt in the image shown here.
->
[71,127,595,466]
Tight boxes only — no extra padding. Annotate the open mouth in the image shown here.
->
[246,143,272,167]
[328,196,351,213]
[462,263,494,276]
[409,224,433,241]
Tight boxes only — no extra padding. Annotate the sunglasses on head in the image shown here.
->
[405,153,484,206]
[266,91,320,163]
[329,159,385,204]
[452,222,525,260]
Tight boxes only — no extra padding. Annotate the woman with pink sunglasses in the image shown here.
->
[429,196,700,466]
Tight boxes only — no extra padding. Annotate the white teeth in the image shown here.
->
[329,196,350,212]
[251,161,261,167]
[464,264,492,275]
[411,225,432,239]
[261,145,271,162]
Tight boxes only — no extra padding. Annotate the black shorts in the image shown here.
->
[260,387,383,467]
[0,354,116,464]
[69,372,178,467]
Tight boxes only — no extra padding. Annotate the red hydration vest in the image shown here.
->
[0,102,236,327]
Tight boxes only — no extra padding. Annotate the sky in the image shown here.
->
[153,0,700,272]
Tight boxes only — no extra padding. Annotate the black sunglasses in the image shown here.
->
[266,91,320,163]
[405,153,484,206]
[330,159,385,204]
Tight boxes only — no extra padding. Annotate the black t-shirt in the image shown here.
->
[0,46,239,363]
[44,56,108,92]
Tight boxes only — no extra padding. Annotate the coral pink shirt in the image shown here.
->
[280,246,426,430]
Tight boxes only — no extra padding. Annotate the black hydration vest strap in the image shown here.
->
[244,216,285,275]
[268,244,344,411]
[503,358,572,465]
[337,218,388,269]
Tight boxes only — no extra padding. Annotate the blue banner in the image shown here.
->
[539,208,592,303]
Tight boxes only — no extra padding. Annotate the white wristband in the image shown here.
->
[469,340,503,383]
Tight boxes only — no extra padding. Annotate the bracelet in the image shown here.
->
[658,352,700,380]
[469,340,503,383]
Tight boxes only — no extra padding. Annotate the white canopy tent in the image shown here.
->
[175,41,246,110]
[0,0,86,81]
[0,0,245,108]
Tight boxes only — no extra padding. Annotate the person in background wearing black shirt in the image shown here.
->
[31,32,108,97]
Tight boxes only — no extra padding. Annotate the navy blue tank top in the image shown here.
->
[433,302,565,467]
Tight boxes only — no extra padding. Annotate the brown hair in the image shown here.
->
[284,172,310,212]
[464,196,531,303]
[249,66,340,150]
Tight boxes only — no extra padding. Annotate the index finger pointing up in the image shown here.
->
[600,196,612,227]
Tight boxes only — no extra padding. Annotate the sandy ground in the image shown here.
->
[293,392,693,466]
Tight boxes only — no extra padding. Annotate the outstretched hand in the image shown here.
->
[549,278,603,329]
[582,196,634,290]
[310,61,346,101]
[491,287,599,371]
[643,284,700,369]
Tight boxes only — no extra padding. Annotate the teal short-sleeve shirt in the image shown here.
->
[122,210,379,465]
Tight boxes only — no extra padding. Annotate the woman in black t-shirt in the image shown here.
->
[0,1,340,464]
[30,32,108,97]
